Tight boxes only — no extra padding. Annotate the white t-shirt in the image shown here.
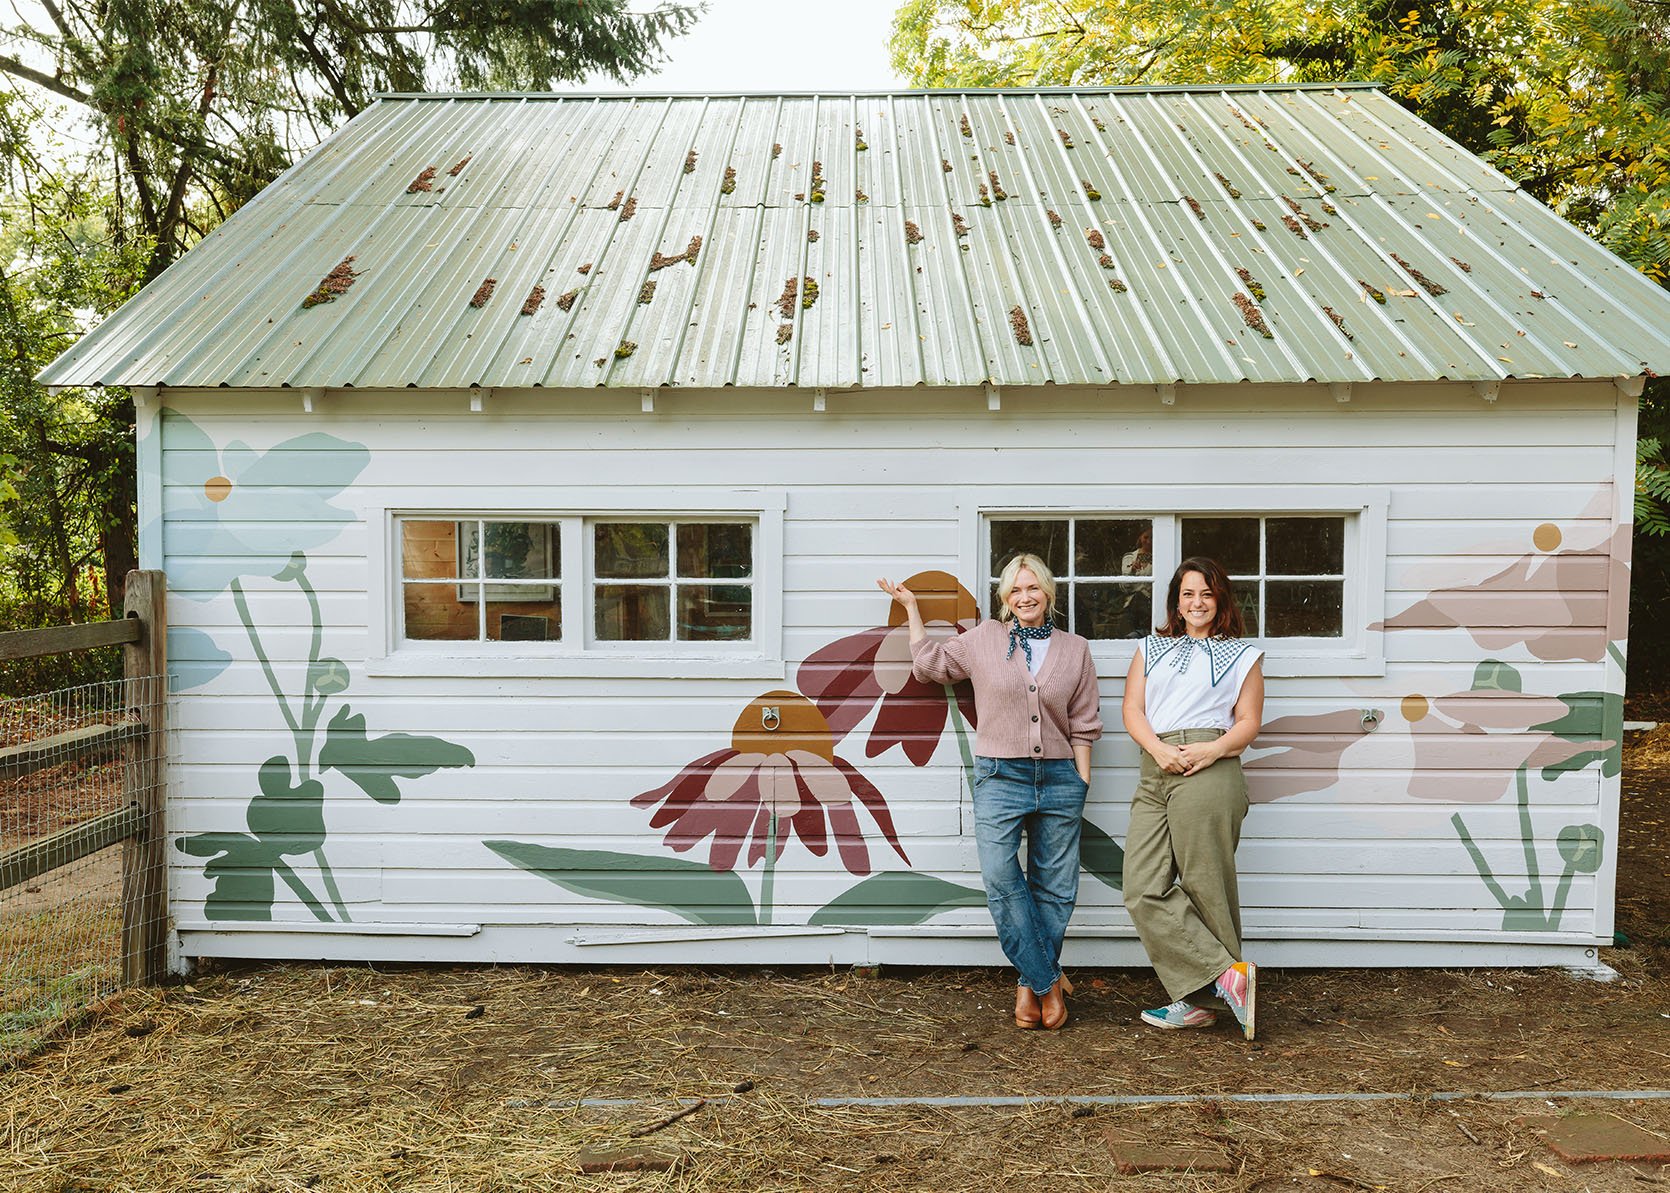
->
[1138,634,1263,735]
[1024,635,1051,676]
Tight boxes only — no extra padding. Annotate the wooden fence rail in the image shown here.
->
[0,570,167,985]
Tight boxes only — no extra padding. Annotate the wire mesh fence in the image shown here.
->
[0,674,166,1061]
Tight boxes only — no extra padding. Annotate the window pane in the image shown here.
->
[487,598,561,642]
[403,583,477,640]
[1182,517,1260,574]
[402,520,464,580]
[595,585,670,640]
[596,523,669,579]
[1233,584,1260,636]
[990,519,1068,579]
[1267,580,1343,637]
[678,584,752,640]
[1074,581,1151,640]
[1076,520,1152,577]
[477,521,559,579]
[1267,517,1343,576]
[677,523,752,579]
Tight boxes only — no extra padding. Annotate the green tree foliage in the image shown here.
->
[0,0,700,634]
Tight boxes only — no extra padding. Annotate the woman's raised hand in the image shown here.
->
[876,577,919,610]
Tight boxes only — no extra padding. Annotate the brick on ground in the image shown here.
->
[1523,1113,1670,1164]
[576,1145,683,1173]
[1101,1129,1235,1174]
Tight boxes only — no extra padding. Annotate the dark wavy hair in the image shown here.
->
[1158,556,1245,638]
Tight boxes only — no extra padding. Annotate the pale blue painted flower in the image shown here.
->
[159,412,370,596]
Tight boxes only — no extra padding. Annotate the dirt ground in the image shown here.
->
[4,731,1670,1191]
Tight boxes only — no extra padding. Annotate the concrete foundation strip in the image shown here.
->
[511,1089,1670,1110]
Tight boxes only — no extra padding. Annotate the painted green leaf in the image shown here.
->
[808,871,986,926]
[1471,659,1522,693]
[485,841,757,926]
[321,705,476,804]
[245,756,327,853]
[176,832,279,921]
[309,657,350,696]
[1556,823,1604,873]
[1533,690,1622,778]
[1081,816,1125,892]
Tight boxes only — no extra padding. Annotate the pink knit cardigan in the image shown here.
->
[911,619,1102,759]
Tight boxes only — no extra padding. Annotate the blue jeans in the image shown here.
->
[971,756,1088,995]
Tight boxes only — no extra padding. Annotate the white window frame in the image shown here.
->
[367,488,785,679]
[962,486,1388,678]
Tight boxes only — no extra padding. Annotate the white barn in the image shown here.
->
[40,86,1667,972]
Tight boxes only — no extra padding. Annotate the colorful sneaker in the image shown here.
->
[1214,961,1257,1040]
[1140,1000,1218,1030]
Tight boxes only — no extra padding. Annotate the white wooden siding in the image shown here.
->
[156,380,1630,967]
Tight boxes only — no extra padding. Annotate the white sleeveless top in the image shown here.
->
[1137,634,1263,735]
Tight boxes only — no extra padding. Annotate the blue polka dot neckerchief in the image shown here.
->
[1006,622,1054,667]
[1142,633,1252,687]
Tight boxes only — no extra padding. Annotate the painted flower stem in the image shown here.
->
[231,578,302,740]
[759,815,780,927]
[314,848,351,921]
[1515,767,1546,914]
[946,685,975,798]
[273,858,333,921]
[234,563,351,922]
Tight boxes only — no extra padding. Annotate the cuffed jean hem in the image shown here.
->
[971,755,1088,996]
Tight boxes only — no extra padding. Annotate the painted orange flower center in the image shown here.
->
[887,569,978,628]
[731,690,834,760]
[1401,694,1429,722]
[204,475,233,502]
[1532,522,1562,552]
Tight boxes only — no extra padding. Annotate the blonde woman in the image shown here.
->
[878,554,1102,1030]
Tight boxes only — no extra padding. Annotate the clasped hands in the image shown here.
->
[1153,739,1223,776]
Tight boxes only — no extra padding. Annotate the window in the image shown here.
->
[1181,516,1344,637]
[985,512,1351,641]
[402,519,562,642]
[593,521,753,643]
[398,515,753,647]
[988,517,1154,639]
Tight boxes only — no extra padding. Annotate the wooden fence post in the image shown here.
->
[120,570,168,985]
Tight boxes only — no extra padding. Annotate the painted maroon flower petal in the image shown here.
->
[867,677,950,766]
[954,680,977,729]
[788,762,830,856]
[710,771,763,871]
[798,627,890,738]
[834,756,910,865]
[826,802,873,875]
[631,747,734,823]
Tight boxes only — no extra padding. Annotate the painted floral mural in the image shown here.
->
[798,569,978,774]
[169,416,478,922]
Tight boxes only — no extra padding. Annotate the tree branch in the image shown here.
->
[0,53,95,108]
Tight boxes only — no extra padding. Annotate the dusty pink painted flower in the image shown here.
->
[630,691,909,874]
[1399,683,1603,803]
[797,570,978,765]
[1375,524,1629,663]
[1245,708,1370,803]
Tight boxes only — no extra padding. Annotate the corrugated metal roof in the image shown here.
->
[39,86,1670,391]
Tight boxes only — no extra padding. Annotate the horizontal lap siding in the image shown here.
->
[158,386,1626,956]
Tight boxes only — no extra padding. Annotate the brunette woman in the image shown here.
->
[1121,557,1265,1039]
[878,554,1102,1030]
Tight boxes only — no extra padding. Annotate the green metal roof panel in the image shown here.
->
[39,87,1670,392]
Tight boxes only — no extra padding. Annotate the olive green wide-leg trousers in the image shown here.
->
[1124,728,1249,1003]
